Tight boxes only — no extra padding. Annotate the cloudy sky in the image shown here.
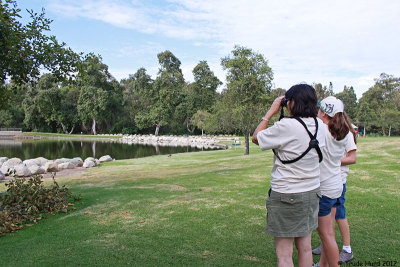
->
[17,0,400,98]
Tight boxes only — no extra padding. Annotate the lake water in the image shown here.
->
[0,139,216,161]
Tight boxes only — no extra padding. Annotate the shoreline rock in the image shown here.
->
[0,155,114,180]
[119,134,234,149]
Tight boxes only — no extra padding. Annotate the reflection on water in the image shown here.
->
[0,139,215,161]
[0,139,23,147]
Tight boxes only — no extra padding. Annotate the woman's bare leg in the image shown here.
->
[294,233,313,267]
[274,237,294,267]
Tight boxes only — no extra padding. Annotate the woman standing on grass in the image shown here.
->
[252,84,326,267]
[315,96,352,267]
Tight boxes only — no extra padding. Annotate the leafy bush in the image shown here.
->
[0,175,80,236]
[121,126,139,135]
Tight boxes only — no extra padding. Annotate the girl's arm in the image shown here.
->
[341,149,356,166]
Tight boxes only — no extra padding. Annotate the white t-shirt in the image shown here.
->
[340,133,357,184]
[319,127,353,198]
[257,117,326,194]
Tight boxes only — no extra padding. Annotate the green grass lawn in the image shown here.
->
[0,137,399,266]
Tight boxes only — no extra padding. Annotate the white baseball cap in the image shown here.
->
[318,96,344,117]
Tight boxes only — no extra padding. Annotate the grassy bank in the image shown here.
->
[0,137,399,266]
[20,132,123,139]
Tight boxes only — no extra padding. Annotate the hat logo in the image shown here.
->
[325,103,334,114]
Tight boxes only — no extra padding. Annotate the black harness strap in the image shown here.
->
[273,117,323,164]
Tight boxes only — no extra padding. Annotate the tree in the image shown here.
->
[203,92,236,135]
[383,108,400,136]
[36,87,62,129]
[77,54,116,135]
[78,85,108,135]
[184,61,221,133]
[0,0,80,109]
[135,50,185,136]
[191,61,221,111]
[314,83,330,100]
[375,73,400,136]
[335,85,357,119]
[221,45,273,155]
[192,110,210,136]
[356,88,380,136]
[59,85,80,134]
[0,83,26,128]
[22,75,57,132]
[121,68,153,133]
[356,73,400,136]
[328,82,334,96]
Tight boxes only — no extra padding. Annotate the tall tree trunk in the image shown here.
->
[389,125,392,137]
[382,126,386,136]
[363,126,366,137]
[61,123,69,134]
[201,129,204,136]
[92,119,97,135]
[186,119,195,133]
[155,122,161,136]
[61,123,75,134]
[244,131,250,155]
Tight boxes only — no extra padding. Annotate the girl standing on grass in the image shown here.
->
[335,112,357,264]
[315,96,352,267]
[312,111,357,265]
[252,84,326,267]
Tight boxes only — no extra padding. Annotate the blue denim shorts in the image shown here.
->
[318,194,341,217]
[335,184,347,219]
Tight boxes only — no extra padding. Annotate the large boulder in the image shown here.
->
[3,158,22,168]
[0,171,5,180]
[44,161,58,172]
[1,165,14,176]
[23,159,39,168]
[84,157,97,167]
[71,157,83,167]
[85,157,96,163]
[99,155,113,162]
[55,158,71,165]
[28,165,45,175]
[0,157,8,167]
[83,160,96,168]
[15,164,32,177]
[58,162,75,170]
[36,157,49,166]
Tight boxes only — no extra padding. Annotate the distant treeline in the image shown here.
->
[1,52,399,138]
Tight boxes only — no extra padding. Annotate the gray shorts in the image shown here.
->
[266,187,321,237]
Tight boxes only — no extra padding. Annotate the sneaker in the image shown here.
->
[312,244,322,255]
[339,249,354,264]
[312,263,320,267]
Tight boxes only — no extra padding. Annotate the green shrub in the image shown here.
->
[0,175,80,236]
[121,126,139,135]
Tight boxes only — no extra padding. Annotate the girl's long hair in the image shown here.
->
[342,111,357,144]
[327,112,350,141]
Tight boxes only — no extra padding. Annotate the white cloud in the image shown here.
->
[114,42,166,58]
[48,0,400,98]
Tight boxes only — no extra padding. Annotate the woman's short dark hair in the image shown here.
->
[285,83,318,117]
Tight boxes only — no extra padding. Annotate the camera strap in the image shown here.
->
[273,117,323,164]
